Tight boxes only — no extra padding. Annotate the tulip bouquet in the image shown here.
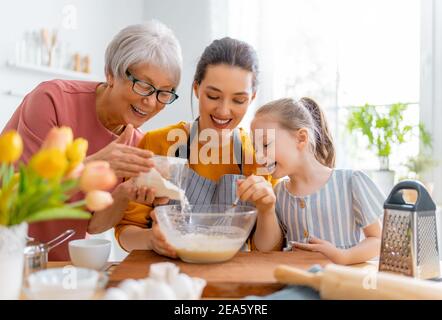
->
[0,126,117,226]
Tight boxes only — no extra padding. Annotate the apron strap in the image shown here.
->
[175,118,244,175]
[232,127,244,174]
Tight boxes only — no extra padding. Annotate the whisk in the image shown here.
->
[231,196,240,208]
[213,201,239,228]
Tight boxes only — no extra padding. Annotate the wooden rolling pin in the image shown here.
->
[274,264,442,300]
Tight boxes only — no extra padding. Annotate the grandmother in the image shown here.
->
[1,20,183,260]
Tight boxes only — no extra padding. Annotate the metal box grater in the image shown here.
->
[379,180,440,279]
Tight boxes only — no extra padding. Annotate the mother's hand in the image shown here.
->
[86,124,154,178]
[116,179,170,207]
[150,210,177,258]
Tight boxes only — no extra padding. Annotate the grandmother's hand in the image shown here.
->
[86,124,154,178]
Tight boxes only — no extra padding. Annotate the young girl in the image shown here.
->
[115,37,277,256]
[237,97,385,265]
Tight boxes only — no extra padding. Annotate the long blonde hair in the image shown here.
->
[255,97,335,168]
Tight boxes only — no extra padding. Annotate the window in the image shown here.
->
[214,0,421,179]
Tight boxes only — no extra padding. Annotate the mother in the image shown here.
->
[1,20,183,260]
[115,37,278,257]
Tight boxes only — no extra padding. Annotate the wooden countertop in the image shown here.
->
[108,250,333,298]
[42,250,377,299]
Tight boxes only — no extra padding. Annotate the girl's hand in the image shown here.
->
[86,124,155,178]
[292,236,349,265]
[149,210,177,258]
[114,179,169,206]
[236,175,276,213]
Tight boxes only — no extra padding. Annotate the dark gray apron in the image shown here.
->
[171,119,255,251]
[173,119,252,207]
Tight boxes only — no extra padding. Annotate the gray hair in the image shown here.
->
[105,20,183,87]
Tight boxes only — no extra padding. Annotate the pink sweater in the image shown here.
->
[2,80,143,260]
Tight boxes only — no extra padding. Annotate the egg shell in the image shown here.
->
[149,262,180,284]
[104,288,129,300]
[169,273,195,299]
[118,279,145,300]
[142,278,177,300]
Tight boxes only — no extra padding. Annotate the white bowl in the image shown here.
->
[24,267,99,300]
[68,239,111,270]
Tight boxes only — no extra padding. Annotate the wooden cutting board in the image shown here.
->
[108,250,331,298]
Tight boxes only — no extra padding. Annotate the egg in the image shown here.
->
[103,262,206,300]
[149,262,179,284]
[191,277,207,299]
[104,288,129,300]
[169,273,195,299]
[118,279,145,300]
[142,278,177,300]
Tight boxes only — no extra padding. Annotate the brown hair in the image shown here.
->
[255,97,335,168]
[193,37,259,90]
[190,38,259,117]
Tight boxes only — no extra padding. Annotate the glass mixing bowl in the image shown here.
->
[154,204,257,263]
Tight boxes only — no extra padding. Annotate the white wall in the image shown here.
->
[141,0,214,130]
[420,0,442,205]
[0,0,146,261]
[0,0,216,261]
[0,0,144,130]
[0,0,216,131]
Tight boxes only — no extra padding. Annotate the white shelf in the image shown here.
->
[3,89,27,98]
[6,61,103,81]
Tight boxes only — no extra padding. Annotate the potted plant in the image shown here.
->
[0,127,116,299]
[401,153,438,200]
[346,102,431,195]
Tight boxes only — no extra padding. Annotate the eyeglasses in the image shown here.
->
[126,70,179,104]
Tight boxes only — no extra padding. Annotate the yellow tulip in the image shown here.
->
[66,138,88,172]
[41,126,73,152]
[85,190,114,211]
[30,149,68,179]
[0,130,23,163]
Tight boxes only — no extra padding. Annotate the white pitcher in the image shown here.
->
[0,223,27,299]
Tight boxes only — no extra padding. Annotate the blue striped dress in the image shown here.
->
[275,169,385,249]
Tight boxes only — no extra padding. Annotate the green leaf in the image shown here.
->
[24,207,91,224]
[375,118,389,129]
[0,209,8,225]
[18,165,27,194]
[418,123,432,148]
[346,102,434,170]
[0,163,6,182]
[1,164,13,188]
[346,104,377,147]
[60,179,78,193]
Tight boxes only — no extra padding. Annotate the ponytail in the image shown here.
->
[299,97,335,168]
